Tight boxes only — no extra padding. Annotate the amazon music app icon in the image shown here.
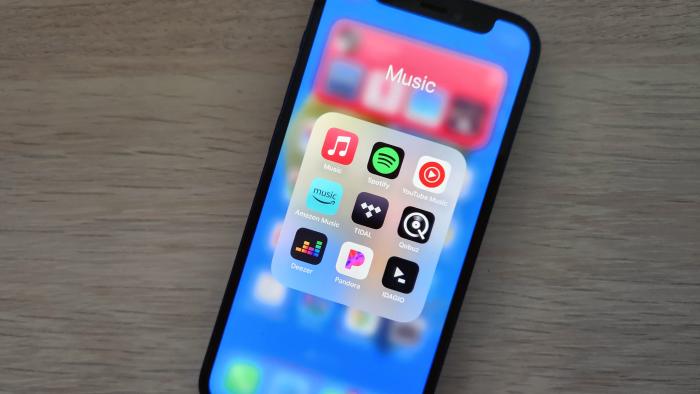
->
[322,128,359,165]
[306,178,344,216]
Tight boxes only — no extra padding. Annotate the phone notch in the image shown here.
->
[378,0,497,33]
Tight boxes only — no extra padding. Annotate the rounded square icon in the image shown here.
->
[290,228,327,265]
[398,206,435,244]
[351,192,389,229]
[335,242,374,280]
[297,294,333,329]
[388,318,427,347]
[343,308,380,337]
[269,372,310,394]
[253,273,286,307]
[367,142,404,179]
[412,156,452,194]
[225,361,261,394]
[406,89,448,127]
[326,60,364,100]
[382,257,419,294]
[322,128,359,165]
[306,178,343,215]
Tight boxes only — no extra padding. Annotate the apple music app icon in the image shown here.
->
[322,128,358,165]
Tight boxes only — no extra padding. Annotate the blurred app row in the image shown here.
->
[252,272,426,348]
[224,357,364,394]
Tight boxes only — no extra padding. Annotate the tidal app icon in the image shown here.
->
[367,142,404,179]
[306,178,344,215]
[335,242,373,280]
[290,228,327,265]
[382,257,419,294]
[351,192,389,229]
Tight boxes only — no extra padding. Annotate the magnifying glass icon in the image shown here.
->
[403,212,430,240]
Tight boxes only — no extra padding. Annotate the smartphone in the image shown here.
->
[200,0,539,392]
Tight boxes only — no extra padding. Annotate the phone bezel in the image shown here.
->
[199,1,540,392]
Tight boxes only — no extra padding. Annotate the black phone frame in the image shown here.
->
[199,1,540,392]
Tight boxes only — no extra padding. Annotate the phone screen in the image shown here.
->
[208,1,533,392]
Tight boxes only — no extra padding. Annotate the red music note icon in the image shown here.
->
[321,128,359,165]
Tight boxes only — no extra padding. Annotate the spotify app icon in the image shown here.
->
[367,142,404,179]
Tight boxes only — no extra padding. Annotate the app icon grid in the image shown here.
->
[272,113,467,322]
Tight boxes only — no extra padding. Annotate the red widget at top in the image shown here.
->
[313,20,507,151]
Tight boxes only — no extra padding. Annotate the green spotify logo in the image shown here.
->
[372,147,400,173]
[368,142,405,179]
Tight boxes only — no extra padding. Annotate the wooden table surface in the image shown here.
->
[1,1,698,393]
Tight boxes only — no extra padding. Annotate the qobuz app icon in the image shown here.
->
[398,206,434,244]
[290,228,327,265]
[351,192,389,229]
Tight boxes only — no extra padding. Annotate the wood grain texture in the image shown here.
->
[0,0,698,393]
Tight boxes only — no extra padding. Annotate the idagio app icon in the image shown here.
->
[382,257,419,294]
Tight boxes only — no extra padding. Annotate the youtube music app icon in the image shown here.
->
[413,156,452,194]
